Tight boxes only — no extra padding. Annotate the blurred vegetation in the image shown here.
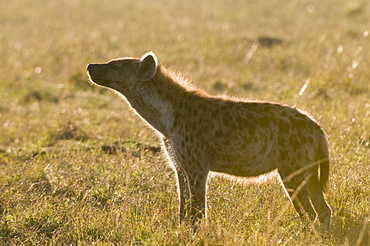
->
[0,0,369,245]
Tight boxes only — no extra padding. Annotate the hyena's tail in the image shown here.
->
[317,135,330,191]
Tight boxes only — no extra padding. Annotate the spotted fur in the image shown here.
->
[87,52,331,231]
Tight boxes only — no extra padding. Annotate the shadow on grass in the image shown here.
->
[100,140,161,156]
[49,121,91,143]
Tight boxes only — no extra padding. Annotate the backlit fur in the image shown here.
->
[87,52,332,231]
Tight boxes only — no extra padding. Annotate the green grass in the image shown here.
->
[0,0,369,245]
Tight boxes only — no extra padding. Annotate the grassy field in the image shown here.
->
[0,0,369,245]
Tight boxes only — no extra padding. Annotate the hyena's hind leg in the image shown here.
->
[278,168,317,224]
[307,166,332,231]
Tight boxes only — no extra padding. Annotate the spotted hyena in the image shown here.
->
[87,52,332,231]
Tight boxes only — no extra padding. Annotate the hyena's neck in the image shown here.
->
[125,65,204,137]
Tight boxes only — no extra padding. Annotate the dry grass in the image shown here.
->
[0,0,369,245]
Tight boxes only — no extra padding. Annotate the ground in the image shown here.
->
[0,0,369,245]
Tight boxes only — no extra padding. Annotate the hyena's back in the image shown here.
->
[198,99,331,229]
[191,99,328,183]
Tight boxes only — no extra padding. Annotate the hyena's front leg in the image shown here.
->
[175,167,191,222]
[161,138,187,222]
[165,138,209,227]
[186,169,209,223]
[176,166,208,228]
[162,138,194,223]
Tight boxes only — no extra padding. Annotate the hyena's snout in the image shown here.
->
[87,64,107,85]
[87,64,102,75]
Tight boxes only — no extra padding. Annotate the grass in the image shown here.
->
[0,0,369,245]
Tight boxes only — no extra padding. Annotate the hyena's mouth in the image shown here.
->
[87,75,114,87]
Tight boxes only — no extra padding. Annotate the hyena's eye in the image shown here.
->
[112,64,120,70]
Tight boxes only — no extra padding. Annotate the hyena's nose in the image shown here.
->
[87,63,104,72]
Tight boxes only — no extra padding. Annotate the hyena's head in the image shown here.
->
[87,52,157,93]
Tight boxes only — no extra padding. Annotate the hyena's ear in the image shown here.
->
[139,52,157,81]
